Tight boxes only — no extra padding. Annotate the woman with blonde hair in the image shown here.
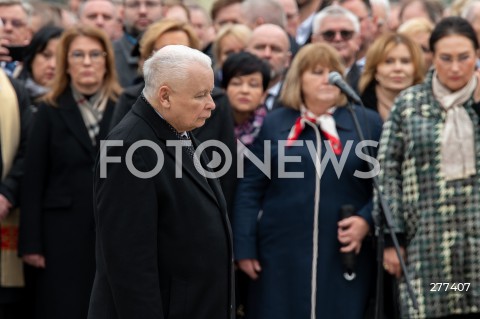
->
[233,43,382,319]
[137,19,200,70]
[398,17,435,71]
[18,25,121,319]
[212,23,252,86]
[359,33,425,121]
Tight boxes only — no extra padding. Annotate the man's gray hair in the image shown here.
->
[312,5,360,35]
[143,45,212,101]
[370,0,390,20]
[0,0,32,19]
[241,0,287,28]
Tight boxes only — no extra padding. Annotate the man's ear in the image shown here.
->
[157,85,171,109]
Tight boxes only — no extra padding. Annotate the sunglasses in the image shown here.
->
[319,30,355,42]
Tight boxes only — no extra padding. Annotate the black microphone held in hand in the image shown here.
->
[328,71,362,105]
[339,204,356,281]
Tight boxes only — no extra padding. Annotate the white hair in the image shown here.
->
[143,45,212,100]
[0,0,32,19]
[370,0,390,20]
[312,5,360,35]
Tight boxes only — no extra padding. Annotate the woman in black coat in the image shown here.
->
[358,33,425,121]
[18,26,122,319]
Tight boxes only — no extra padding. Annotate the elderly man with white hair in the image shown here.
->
[312,5,362,91]
[88,45,234,319]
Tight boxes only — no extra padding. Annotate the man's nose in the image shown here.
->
[95,16,105,26]
[207,94,216,110]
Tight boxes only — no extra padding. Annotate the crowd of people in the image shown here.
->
[1,0,480,318]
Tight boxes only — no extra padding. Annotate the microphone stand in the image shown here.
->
[344,100,418,319]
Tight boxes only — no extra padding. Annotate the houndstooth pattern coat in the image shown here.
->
[375,71,480,318]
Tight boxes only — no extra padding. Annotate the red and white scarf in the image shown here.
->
[286,105,342,155]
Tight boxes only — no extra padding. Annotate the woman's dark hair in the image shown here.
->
[429,16,479,52]
[19,25,63,79]
[221,52,271,91]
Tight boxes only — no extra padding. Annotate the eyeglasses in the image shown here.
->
[0,17,27,28]
[124,1,162,9]
[69,50,107,64]
[319,30,355,42]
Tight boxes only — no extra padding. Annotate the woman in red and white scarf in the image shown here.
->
[233,43,383,319]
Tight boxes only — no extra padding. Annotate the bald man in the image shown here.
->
[247,24,291,111]
[79,0,120,41]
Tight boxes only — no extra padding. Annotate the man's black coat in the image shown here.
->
[88,97,234,319]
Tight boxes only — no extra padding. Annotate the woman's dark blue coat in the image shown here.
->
[233,106,383,319]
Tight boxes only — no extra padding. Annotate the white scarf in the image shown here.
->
[432,72,477,181]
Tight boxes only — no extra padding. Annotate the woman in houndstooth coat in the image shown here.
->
[375,17,480,319]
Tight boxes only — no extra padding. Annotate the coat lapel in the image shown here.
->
[96,99,116,145]
[57,89,95,157]
[132,98,220,207]
[192,135,228,211]
[332,107,354,133]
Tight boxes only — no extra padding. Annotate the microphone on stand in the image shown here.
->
[328,71,363,105]
[339,204,356,281]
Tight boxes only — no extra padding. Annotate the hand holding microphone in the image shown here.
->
[338,205,370,280]
[338,205,356,280]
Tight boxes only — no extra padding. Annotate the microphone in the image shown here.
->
[328,71,362,105]
[339,204,356,281]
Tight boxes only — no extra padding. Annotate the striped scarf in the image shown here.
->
[71,85,108,146]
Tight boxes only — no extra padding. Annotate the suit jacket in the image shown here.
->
[346,62,362,94]
[88,97,235,319]
[113,35,139,88]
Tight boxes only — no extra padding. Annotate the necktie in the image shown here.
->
[286,106,342,155]
[179,134,196,159]
[3,62,16,77]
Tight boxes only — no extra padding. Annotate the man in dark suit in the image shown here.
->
[88,45,234,319]
[112,0,163,87]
